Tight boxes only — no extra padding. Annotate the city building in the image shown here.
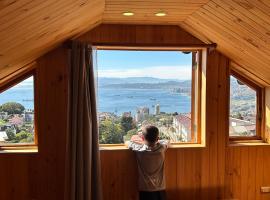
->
[154,104,160,115]
[0,131,8,142]
[135,107,149,122]
[98,112,117,122]
[229,117,256,136]
[23,109,34,122]
[173,114,191,142]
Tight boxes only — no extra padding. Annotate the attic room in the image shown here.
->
[1,0,270,200]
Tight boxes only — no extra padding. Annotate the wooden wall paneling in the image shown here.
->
[0,155,33,200]
[217,51,229,198]
[33,47,69,199]
[79,25,232,200]
[262,147,270,200]
[100,150,138,200]
[255,147,264,200]
[225,146,270,200]
[78,24,205,45]
[209,51,220,199]
[164,149,177,200]
[176,149,202,200]
[2,23,270,200]
[247,147,257,200]
[0,48,69,200]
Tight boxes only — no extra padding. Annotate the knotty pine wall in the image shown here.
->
[0,47,69,200]
[0,24,270,200]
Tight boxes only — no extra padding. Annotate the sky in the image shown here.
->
[96,50,192,80]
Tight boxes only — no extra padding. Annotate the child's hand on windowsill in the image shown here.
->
[130,134,144,144]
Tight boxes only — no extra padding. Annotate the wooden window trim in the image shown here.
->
[229,69,264,141]
[96,46,204,146]
[0,68,38,150]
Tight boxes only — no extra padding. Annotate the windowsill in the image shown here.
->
[0,145,38,153]
[99,143,206,150]
[229,140,270,147]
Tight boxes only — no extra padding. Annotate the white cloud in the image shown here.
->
[98,65,191,80]
[14,77,33,88]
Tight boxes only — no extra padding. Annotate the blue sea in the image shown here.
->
[0,85,191,115]
[98,88,191,116]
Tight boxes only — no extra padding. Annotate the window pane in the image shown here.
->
[97,50,194,144]
[229,75,256,137]
[0,76,35,145]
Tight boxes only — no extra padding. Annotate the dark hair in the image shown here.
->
[142,125,159,144]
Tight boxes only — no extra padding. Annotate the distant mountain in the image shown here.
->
[99,77,191,92]
[98,77,184,86]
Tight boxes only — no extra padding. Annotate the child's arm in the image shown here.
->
[159,139,170,150]
[126,134,144,150]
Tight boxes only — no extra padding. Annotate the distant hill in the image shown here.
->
[98,77,184,86]
[99,77,191,91]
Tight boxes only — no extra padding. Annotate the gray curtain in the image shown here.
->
[65,41,103,200]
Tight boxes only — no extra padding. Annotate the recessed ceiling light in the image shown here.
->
[122,11,134,16]
[155,11,167,17]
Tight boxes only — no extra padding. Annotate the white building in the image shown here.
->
[0,131,8,142]
[173,114,191,142]
[135,107,149,122]
[155,104,160,115]
[229,117,256,136]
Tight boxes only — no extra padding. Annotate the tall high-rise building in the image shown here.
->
[155,104,160,115]
[135,107,149,122]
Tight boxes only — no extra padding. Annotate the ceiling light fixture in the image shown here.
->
[122,11,134,16]
[155,11,167,17]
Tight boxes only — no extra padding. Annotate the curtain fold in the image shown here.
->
[65,41,103,200]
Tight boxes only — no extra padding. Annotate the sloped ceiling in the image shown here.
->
[1,0,270,85]
[0,0,104,79]
[180,0,270,85]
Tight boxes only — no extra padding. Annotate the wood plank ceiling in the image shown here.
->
[0,0,104,79]
[103,0,210,24]
[180,0,270,85]
[1,0,270,85]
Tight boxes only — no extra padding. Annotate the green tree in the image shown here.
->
[125,128,138,141]
[0,102,25,115]
[0,119,6,126]
[99,119,124,144]
[120,116,135,133]
[6,128,15,141]
[235,112,243,120]
[12,131,33,143]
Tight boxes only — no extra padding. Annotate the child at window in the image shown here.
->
[125,125,169,200]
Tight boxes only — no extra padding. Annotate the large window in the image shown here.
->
[96,49,201,144]
[0,74,35,145]
[229,70,263,139]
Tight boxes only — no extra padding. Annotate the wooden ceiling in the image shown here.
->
[1,0,270,85]
[103,0,210,24]
[180,0,270,85]
[0,0,104,79]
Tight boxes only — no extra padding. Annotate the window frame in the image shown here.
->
[0,69,38,149]
[229,69,264,141]
[95,45,205,147]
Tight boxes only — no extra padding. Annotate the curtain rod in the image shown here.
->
[64,40,217,50]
